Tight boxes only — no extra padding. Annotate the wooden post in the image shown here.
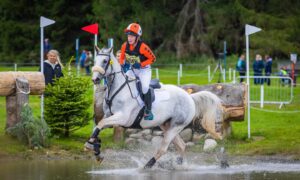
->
[6,95,17,129]
[6,78,30,129]
[16,78,30,123]
[113,126,124,143]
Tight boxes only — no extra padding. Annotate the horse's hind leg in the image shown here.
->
[144,125,185,169]
[160,124,186,165]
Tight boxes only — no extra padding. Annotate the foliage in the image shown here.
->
[0,0,93,63]
[44,67,92,137]
[6,104,50,148]
[0,0,300,63]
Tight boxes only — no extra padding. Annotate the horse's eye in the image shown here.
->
[103,60,108,64]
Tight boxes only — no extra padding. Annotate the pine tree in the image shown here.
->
[44,69,92,137]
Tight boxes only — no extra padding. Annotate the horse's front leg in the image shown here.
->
[84,112,124,162]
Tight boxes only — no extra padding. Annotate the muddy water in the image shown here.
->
[0,150,299,180]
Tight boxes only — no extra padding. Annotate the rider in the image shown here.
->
[119,22,156,120]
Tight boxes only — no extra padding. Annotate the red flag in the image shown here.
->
[81,23,99,34]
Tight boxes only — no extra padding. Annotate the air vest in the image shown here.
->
[125,41,147,63]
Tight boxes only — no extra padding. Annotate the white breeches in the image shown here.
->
[126,65,152,94]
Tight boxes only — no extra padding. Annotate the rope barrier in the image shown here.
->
[250,106,300,113]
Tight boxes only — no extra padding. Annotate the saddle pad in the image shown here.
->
[152,89,170,106]
[136,88,170,107]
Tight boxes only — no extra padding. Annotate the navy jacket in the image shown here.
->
[253,60,264,73]
[43,61,63,85]
[265,60,272,74]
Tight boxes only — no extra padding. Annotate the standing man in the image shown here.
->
[236,54,246,83]
[264,55,272,86]
[44,38,52,59]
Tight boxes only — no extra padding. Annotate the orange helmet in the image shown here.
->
[124,23,142,37]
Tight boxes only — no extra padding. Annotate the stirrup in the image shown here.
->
[144,110,154,121]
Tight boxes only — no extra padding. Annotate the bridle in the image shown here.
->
[94,52,137,115]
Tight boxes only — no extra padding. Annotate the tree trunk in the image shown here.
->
[0,72,45,96]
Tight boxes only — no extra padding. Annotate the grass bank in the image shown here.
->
[0,63,299,160]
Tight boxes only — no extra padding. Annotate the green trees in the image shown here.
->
[0,0,93,63]
[0,0,299,63]
[44,70,92,137]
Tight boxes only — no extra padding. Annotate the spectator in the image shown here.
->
[79,50,87,74]
[236,54,246,83]
[279,66,289,85]
[264,55,272,86]
[84,51,92,75]
[43,50,63,85]
[253,54,264,85]
[117,50,130,73]
[44,38,52,59]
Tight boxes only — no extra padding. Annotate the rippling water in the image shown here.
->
[0,150,299,180]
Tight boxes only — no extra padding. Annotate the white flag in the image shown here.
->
[40,16,55,28]
[245,24,261,36]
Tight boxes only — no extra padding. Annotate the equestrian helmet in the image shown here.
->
[124,23,142,37]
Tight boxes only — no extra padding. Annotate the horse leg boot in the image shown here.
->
[84,127,104,162]
[144,89,153,120]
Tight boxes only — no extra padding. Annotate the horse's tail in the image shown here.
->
[191,91,224,140]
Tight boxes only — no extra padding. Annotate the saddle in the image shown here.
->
[136,78,161,102]
[129,78,161,128]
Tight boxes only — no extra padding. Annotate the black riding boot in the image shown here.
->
[144,90,153,120]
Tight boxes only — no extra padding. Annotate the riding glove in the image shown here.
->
[132,62,141,69]
[121,62,130,72]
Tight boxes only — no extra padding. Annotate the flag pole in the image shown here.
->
[40,16,55,122]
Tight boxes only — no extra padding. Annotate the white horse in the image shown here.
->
[85,46,223,168]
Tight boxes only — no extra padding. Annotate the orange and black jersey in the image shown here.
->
[119,41,156,68]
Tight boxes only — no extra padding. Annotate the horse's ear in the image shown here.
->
[108,46,113,54]
[95,45,101,53]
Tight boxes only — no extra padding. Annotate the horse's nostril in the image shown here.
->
[92,77,100,84]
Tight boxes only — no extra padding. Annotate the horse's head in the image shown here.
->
[92,46,119,84]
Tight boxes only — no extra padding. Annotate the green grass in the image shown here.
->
[0,63,299,159]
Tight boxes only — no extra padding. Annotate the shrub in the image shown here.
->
[44,70,92,137]
[7,104,51,148]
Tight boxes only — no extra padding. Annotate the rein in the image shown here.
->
[97,53,136,115]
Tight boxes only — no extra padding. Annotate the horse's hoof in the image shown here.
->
[95,154,104,163]
[84,141,94,152]
[221,160,229,169]
[144,157,156,169]
[176,157,183,165]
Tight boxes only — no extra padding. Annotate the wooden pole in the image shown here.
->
[16,78,30,122]
[5,78,30,129]
[6,95,17,129]
[0,72,44,96]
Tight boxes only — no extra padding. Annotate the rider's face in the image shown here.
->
[127,34,137,45]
